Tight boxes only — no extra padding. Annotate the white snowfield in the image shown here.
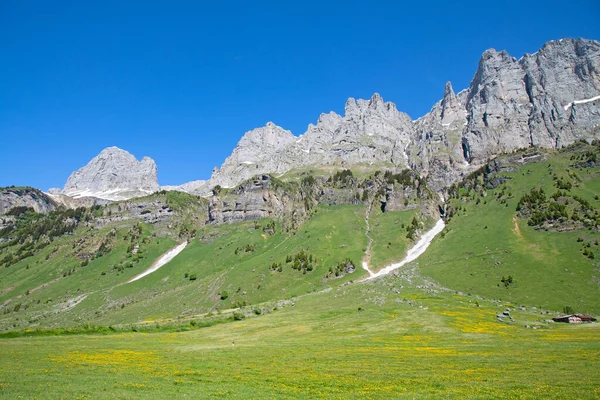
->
[127,241,188,283]
[63,187,154,201]
[563,95,600,111]
[361,219,445,281]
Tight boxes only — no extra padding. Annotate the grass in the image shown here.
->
[2,145,600,398]
[0,223,176,329]
[420,145,600,313]
[368,208,420,271]
[0,205,371,329]
[104,205,369,323]
[0,271,598,399]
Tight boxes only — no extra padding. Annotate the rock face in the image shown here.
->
[0,187,57,215]
[47,39,599,199]
[208,175,315,230]
[289,94,413,169]
[183,38,599,195]
[208,122,297,190]
[46,193,111,210]
[161,180,207,193]
[195,94,415,195]
[415,38,600,189]
[60,147,160,201]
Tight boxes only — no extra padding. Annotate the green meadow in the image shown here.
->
[1,144,600,398]
[421,145,600,313]
[1,272,599,399]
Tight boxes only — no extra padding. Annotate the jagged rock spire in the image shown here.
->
[440,81,459,123]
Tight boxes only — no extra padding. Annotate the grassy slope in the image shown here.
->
[2,151,600,398]
[0,272,598,399]
[0,206,371,328]
[369,208,420,271]
[104,205,369,324]
[420,147,600,313]
[0,223,176,328]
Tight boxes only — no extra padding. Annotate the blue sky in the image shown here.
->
[1,0,599,189]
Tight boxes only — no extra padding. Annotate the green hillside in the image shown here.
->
[0,270,598,399]
[1,146,599,398]
[0,203,430,330]
[0,168,439,330]
[421,141,600,313]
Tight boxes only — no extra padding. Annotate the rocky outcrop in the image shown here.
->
[185,39,598,195]
[45,38,599,200]
[412,38,600,190]
[208,175,315,230]
[46,193,111,209]
[194,94,415,195]
[0,187,58,215]
[409,83,471,191]
[161,180,207,194]
[207,123,297,190]
[57,147,160,201]
[289,94,413,169]
[92,191,208,239]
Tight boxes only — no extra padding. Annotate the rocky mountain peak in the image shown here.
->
[234,123,296,165]
[440,82,460,124]
[344,93,406,121]
[442,81,455,101]
[99,146,127,156]
[201,122,297,190]
[368,93,384,108]
[139,38,600,197]
[60,147,160,201]
[238,122,295,148]
[344,98,359,115]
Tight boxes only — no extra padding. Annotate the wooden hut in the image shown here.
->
[552,314,597,323]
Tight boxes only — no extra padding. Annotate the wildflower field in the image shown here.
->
[1,274,598,399]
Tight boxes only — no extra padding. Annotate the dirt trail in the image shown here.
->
[512,217,523,238]
[361,180,387,278]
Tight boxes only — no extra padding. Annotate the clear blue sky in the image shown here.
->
[1,0,599,189]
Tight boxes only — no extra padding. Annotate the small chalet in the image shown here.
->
[552,314,597,323]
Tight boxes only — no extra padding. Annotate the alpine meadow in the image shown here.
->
[1,36,600,399]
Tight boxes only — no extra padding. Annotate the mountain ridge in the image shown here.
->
[183,37,599,195]
[44,37,600,201]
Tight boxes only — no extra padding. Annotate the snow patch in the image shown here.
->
[63,187,154,201]
[563,95,600,111]
[361,219,445,281]
[128,241,188,283]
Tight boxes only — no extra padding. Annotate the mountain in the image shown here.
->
[208,122,297,189]
[182,38,599,195]
[50,147,160,201]
[44,39,599,202]
[0,186,57,215]
[0,38,599,400]
[1,141,598,333]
